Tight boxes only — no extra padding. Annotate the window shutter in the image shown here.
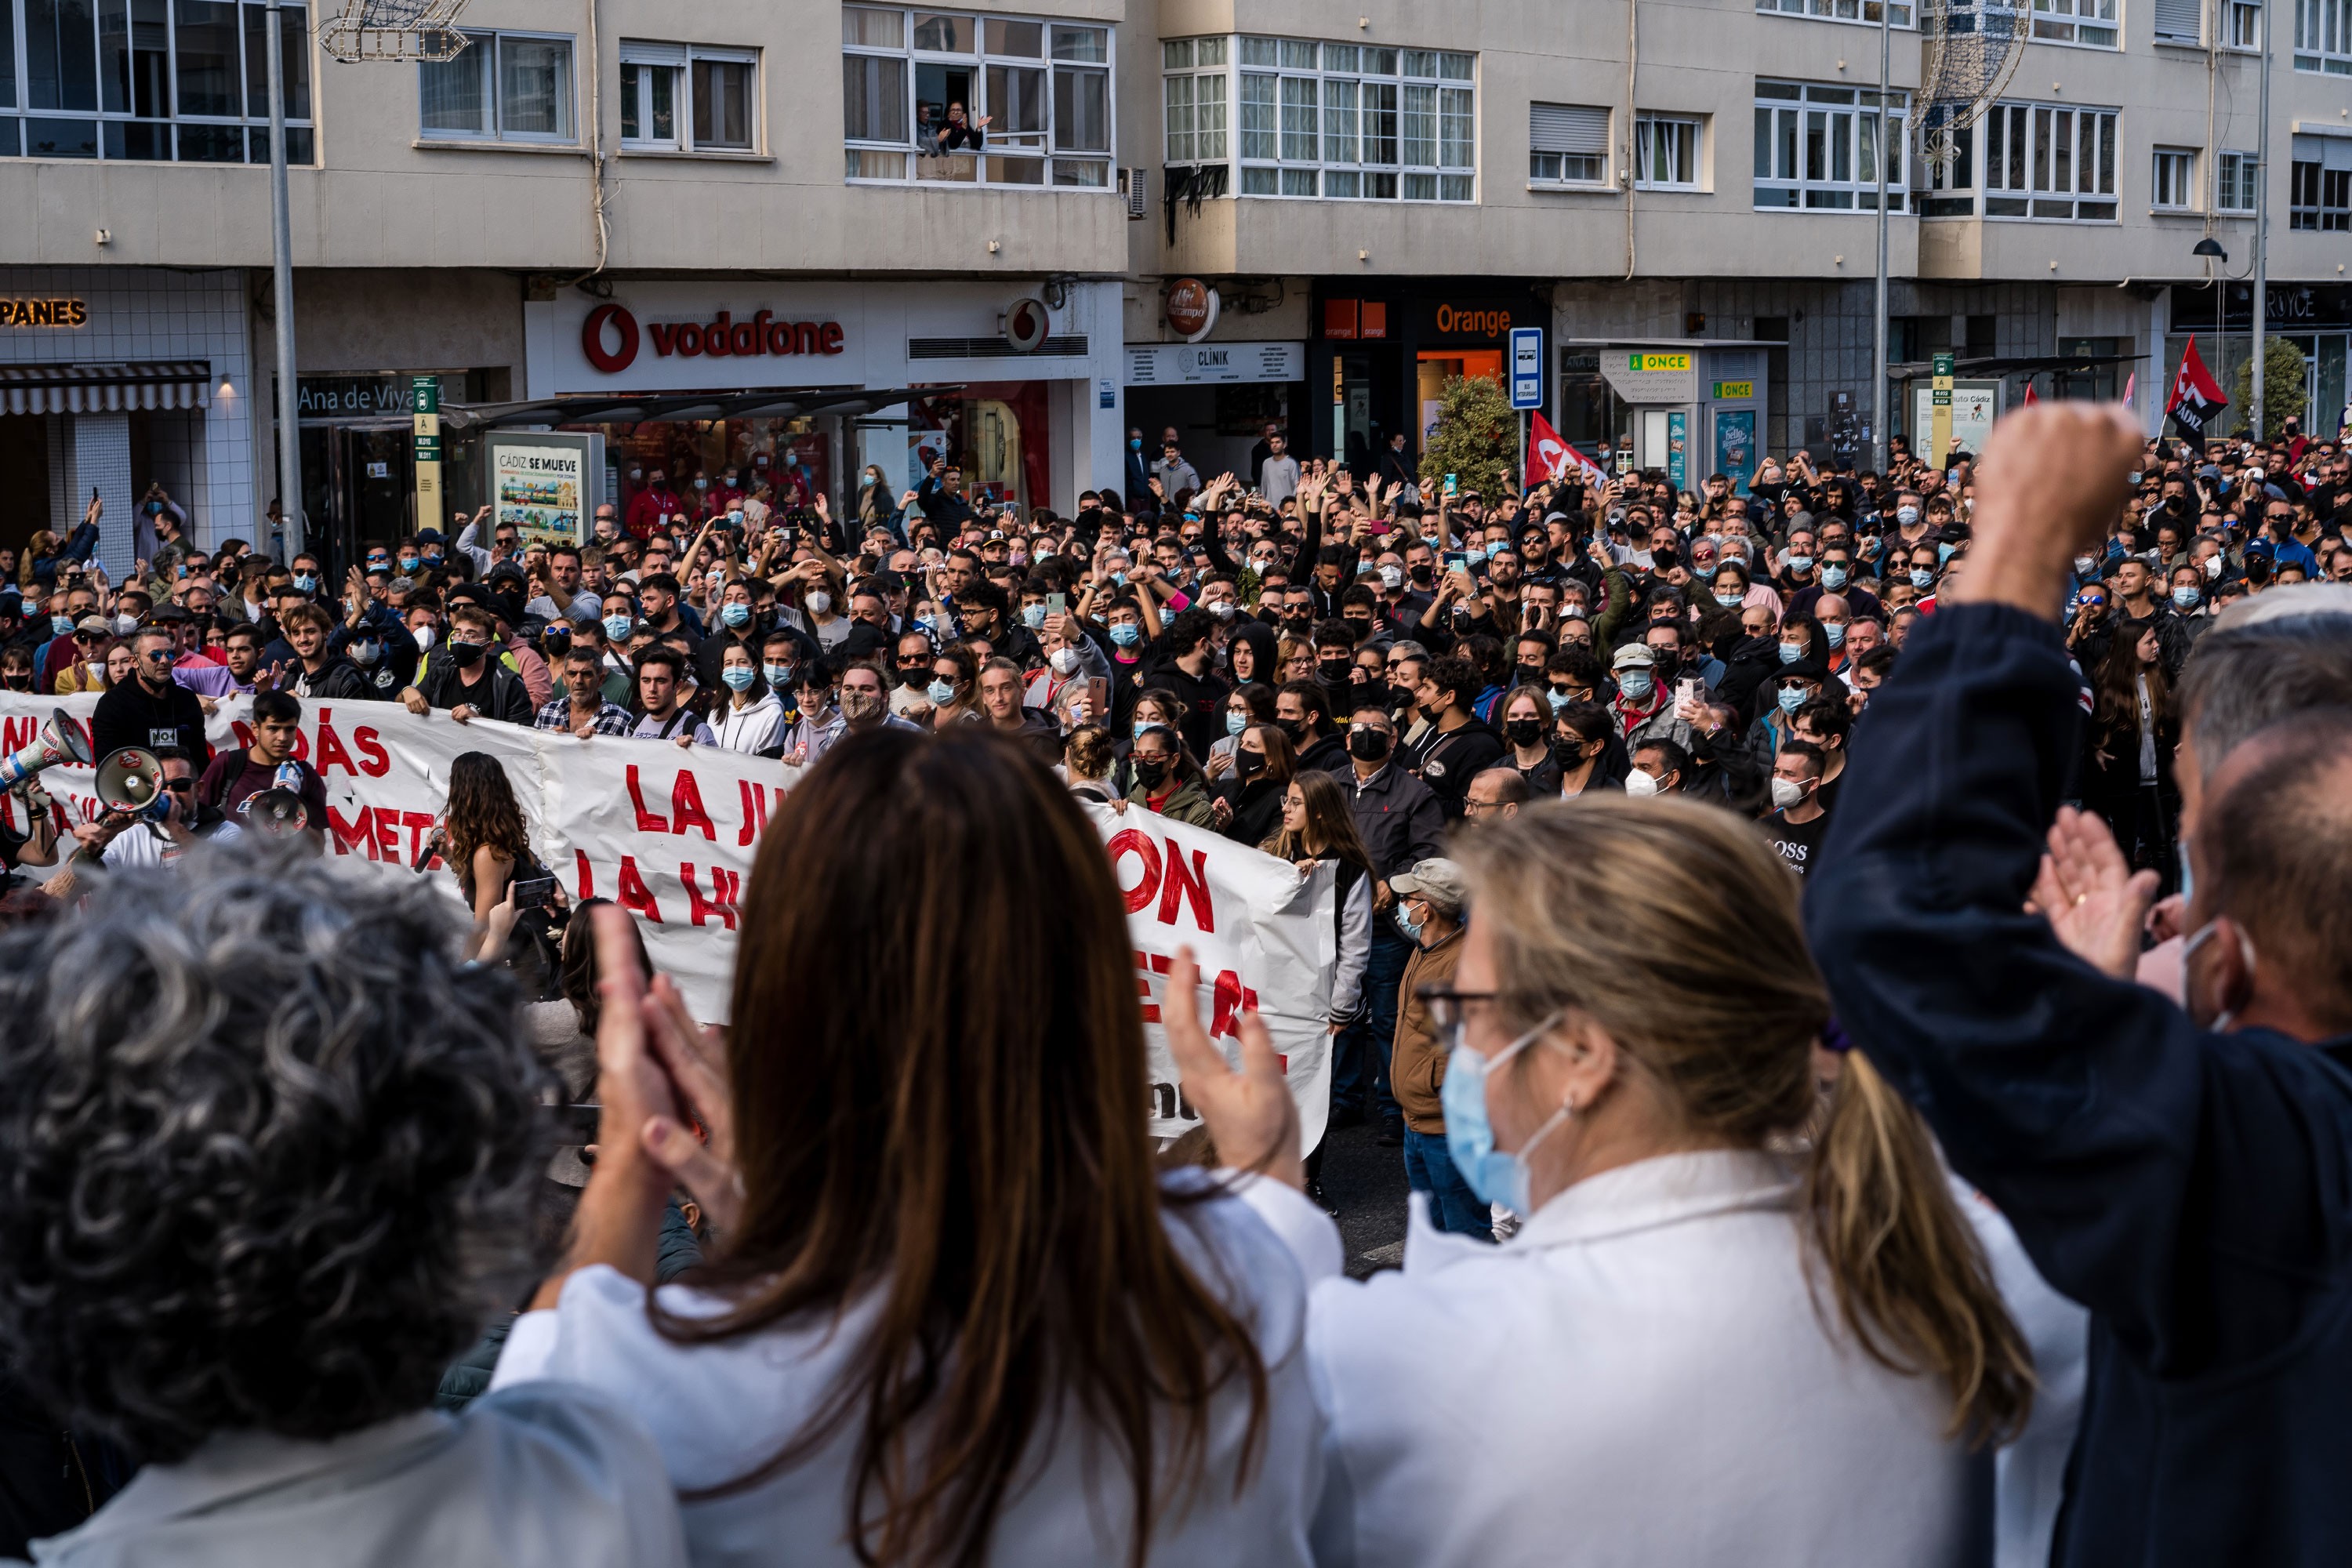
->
[2292,132,2325,163]
[2152,0,2201,40]
[2320,135,2352,172]
[1530,103,1609,155]
[619,39,688,67]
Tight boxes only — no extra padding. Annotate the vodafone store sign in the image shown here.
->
[580,303,845,374]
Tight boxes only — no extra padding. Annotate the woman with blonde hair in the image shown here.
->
[1172,792,2033,1566]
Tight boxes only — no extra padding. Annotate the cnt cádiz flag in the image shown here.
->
[2165,335,2229,441]
[1526,410,1607,489]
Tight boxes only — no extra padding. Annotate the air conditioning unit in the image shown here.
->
[1120,167,1149,220]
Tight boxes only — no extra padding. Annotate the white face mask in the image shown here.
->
[412,625,436,650]
[807,591,833,616]
[1769,775,1807,810]
[1048,646,1081,677]
[1624,768,1661,797]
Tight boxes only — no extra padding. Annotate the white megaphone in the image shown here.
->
[96,747,167,819]
[0,708,93,790]
[241,760,310,835]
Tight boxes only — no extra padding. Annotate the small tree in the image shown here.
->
[2230,338,2309,435]
[1417,373,1517,500]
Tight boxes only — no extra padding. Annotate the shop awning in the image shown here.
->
[1888,354,2140,378]
[0,361,213,416]
[439,386,942,431]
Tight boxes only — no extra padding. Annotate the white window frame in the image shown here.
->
[2151,145,2197,209]
[1632,112,1702,191]
[0,0,316,164]
[2030,0,2120,47]
[840,7,1112,187]
[1172,36,1474,203]
[1752,81,1907,210]
[2292,0,2352,72]
[619,39,760,155]
[1753,0,1915,27]
[1982,100,2118,220]
[1529,101,1610,188]
[2216,149,2258,211]
[2226,0,2264,45]
[418,30,576,145]
[1160,36,1227,165]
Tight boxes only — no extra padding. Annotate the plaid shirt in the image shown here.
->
[535,696,637,735]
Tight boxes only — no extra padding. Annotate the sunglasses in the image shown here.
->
[162,779,195,794]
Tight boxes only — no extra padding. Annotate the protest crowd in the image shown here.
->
[0,395,2348,1566]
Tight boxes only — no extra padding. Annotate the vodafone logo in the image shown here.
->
[579,303,847,376]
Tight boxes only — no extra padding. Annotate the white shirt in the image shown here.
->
[710,691,785,755]
[491,1175,1323,1567]
[630,710,717,748]
[1962,1187,2088,1568]
[102,818,244,868]
[1253,1150,1982,1568]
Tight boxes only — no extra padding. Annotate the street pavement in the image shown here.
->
[1315,1118,1414,1278]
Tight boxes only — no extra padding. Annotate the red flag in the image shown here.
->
[2123,370,2136,405]
[1526,410,1606,489]
[2021,379,2039,406]
[2165,335,2229,439]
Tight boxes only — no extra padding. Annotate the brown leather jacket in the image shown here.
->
[1391,923,1465,1134]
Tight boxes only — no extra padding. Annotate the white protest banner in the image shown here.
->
[1088,803,1336,1153]
[2,696,1335,1142]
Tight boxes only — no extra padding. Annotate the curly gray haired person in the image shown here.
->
[0,846,684,1568]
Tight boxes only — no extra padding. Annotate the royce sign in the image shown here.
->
[579,303,845,374]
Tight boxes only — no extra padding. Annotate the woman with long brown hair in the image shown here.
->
[2082,617,2180,891]
[441,751,550,965]
[494,728,1323,1566]
[1172,793,2034,1565]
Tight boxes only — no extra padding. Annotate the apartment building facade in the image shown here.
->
[0,0,2343,566]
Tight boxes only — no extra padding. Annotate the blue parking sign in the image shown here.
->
[1508,327,1544,411]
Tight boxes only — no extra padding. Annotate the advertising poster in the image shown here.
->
[1713,408,1758,494]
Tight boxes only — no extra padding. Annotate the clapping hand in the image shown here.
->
[2028,806,2159,982]
[1160,947,1301,1188]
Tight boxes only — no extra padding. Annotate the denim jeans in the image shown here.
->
[1402,1127,1493,1240]
[1332,927,1411,1121]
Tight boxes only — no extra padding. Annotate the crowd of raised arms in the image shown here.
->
[0,402,2350,1568]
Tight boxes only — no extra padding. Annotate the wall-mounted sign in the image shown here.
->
[579,303,845,375]
[489,431,604,546]
[1508,327,1544,410]
[1166,278,1220,342]
[1124,340,1304,387]
[1430,303,1515,339]
[1711,380,1755,400]
[1004,296,1051,353]
[1599,349,1697,404]
[0,299,89,327]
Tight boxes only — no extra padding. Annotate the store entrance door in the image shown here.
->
[322,426,416,570]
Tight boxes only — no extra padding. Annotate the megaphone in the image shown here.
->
[242,789,310,836]
[96,747,166,819]
[0,708,93,789]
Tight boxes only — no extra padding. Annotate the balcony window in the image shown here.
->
[1172,34,1474,201]
[0,0,313,162]
[844,5,1108,185]
[419,31,575,143]
[1754,80,1908,209]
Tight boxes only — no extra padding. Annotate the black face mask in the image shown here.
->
[1277,716,1310,744]
[1407,564,1433,586]
[1388,683,1417,710]
[1515,663,1545,688]
[899,665,930,688]
[1132,757,1171,788]
[1650,650,1681,683]
[0,674,28,691]
[448,639,488,668]
[1504,717,1545,747]
[1317,657,1353,685]
[1348,728,1392,762]
[1235,749,1266,780]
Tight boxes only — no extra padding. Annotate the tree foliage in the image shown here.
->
[1417,373,1517,499]
[2230,338,2309,435]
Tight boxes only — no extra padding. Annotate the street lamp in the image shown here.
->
[2194,237,2228,416]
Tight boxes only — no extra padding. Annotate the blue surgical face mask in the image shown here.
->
[1936,542,1957,564]
[1226,710,1250,736]
[1824,622,1847,648]
[292,573,318,592]
[927,678,956,705]
[398,556,419,573]
[1394,902,1425,943]
[1777,684,1807,713]
[721,666,757,691]
[1130,437,1143,451]
[604,614,634,641]
[1821,564,1849,590]
[1778,641,1805,665]
[1617,670,1654,702]
[50,615,74,637]
[1715,590,1744,608]
[720,602,750,628]
[1788,555,1814,574]
[1022,603,1048,629]
[2173,583,2201,608]
[1910,567,1935,589]
[763,662,793,688]
[1440,1009,1569,1214]
[1109,570,1127,586]
[1545,688,1571,713]
[1110,622,1142,648]
[1896,505,1921,526]
[1465,545,1488,564]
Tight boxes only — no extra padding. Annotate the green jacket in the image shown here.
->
[1127,775,1217,829]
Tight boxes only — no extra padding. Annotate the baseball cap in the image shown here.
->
[1390,858,1468,914]
[1611,643,1656,670]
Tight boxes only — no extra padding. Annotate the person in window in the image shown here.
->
[931,100,990,153]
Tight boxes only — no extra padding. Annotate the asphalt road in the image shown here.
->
[1314,1117,1414,1278]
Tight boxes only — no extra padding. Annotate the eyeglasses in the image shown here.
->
[1414,985,1504,1054]
[162,779,195,794]
[141,649,172,664]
